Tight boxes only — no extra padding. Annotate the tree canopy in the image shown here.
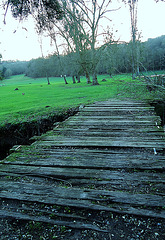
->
[3,0,63,30]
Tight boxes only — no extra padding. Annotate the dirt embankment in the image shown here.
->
[0,107,78,160]
[150,100,165,126]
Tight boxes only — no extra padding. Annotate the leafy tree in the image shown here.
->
[25,58,47,78]
[142,36,165,71]
[25,54,61,78]
[64,53,83,83]
[3,68,12,78]
[2,61,28,76]
[3,0,63,30]
[0,56,13,80]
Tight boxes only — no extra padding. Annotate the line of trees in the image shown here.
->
[0,60,28,79]
[1,0,164,83]
[1,0,135,83]
[1,35,165,82]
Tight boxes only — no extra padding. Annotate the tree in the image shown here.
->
[3,0,63,30]
[46,0,91,84]
[52,0,116,85]
[122,0,139,79]
[2,60,28,76]
[70,0,115,85]
[128,0,139,79]
[48,31,69,84]
[142,36,165,71]
[0,54,2,80]
[4,0,116,86]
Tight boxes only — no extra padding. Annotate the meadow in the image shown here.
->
[0,73,161,127]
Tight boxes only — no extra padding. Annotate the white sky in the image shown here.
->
[0,0,165,61]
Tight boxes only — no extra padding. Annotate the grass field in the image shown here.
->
[0,73,161,127]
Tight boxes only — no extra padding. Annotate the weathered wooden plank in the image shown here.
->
[33,139,165,149]
[1,183,165,218]
[78,107,156,115]
[67,178,165,193]
[53,126,164,134]
[1,196,164,220]
[4,146,164,170]
[1,165,164,182]
[26,147,164,155]
[87,100,152,106]
[8,145,162,156]
[39,127,165,139]
[66,120,156,126]
[87,104,153,108]
[82,106,154,110]
[0,182,164,208]
[53,129,165,139]
[70,114,157,120]
[69,117,161,126]
[41,135,165,143]
[0,210,105,232]
[2,155,164,170]
[88,103,151,107]
[71,115,160,120]
[79,112,156,117]
[55,124,161,132]
[60,123,158,131]
[1,172,164,196]
[5,145,164,162]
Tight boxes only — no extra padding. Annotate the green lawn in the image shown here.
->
[0,73,157,126]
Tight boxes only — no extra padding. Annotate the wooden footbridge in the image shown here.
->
[0,100,165,233]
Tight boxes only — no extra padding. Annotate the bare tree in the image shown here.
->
[0,53,3,80]
[71,0,115,85]
[47,0,116,85]
[46,0,92,84]
[39,37,51,85]
[122,0,139,79]
[50,32,68,84]
[128,0,139,79]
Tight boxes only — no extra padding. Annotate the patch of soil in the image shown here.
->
[0,211,164,240]
[0,107,78,160]
[150,100,165,126]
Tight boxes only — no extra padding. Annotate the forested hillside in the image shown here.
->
[1,35,165,81]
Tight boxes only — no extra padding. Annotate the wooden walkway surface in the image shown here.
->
[0,99,165,232]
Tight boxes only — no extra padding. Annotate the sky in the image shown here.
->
[0,0,165,61]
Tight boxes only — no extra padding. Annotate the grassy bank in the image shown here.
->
[0,73,163,127]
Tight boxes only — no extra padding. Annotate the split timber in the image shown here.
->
[0,99,165,232]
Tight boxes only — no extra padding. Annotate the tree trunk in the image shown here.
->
[92,71,99,85]
[72,76,76,84]
[63,75,68,84]
[131,36,136,80]
[76,75,81,83]
[46,72,50,85]
[136,65,140,77]
[85,71,91,84]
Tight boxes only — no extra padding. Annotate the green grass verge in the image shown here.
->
[0,73,163,127]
